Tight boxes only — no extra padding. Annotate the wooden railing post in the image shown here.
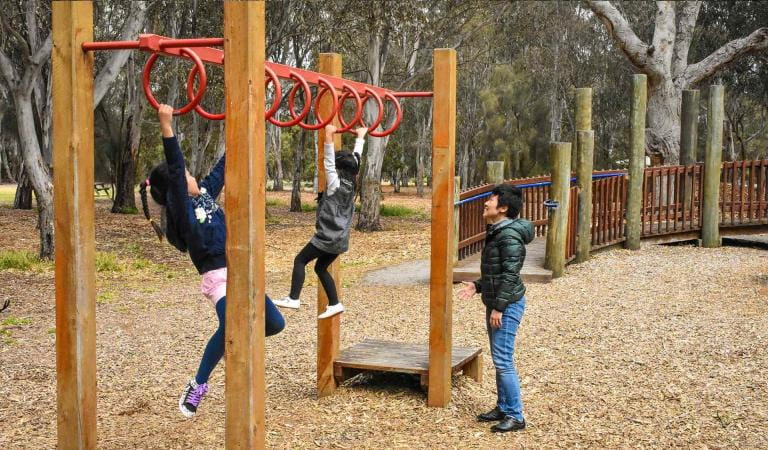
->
[574,87,593,263]
[681,90,700,165]
[53,2,96,448]
[486,161,504,185]
[428,48,456,407]
[316,52,343,398]
[702,85,725,248]
[625,74,647,250]
[575,130,594,263]
[223,1,266,447]
[544,142,571,278]
[453,176,461,265]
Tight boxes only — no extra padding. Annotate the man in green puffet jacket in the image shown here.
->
[459,184,534,433]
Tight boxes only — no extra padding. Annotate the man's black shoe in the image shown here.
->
[476,407,505,422]
[491,416,526,433]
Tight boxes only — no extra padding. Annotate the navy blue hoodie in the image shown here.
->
[162,136,226,274]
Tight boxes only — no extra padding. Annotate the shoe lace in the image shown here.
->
[186,383,208,406]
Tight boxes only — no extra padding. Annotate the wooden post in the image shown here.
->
[223,2,266,447]
[428,48,456,407]
[486,161,504,185]
[574,88,593,263]
[575,130,594,263]
[544,142,571,278]
[453,176,461,265]
[625,74,646,250]
[316,53,342,398]
[702,85,724,248]
[53,2,96,448]
[680,90,700,165]
[573,87,592,170]
[680,89,699,221]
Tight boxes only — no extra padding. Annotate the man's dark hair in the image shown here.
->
[491,184,523,219]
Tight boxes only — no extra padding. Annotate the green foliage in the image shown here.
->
[300,203,317,212]
[1,317,31,327]
[96,252,122,272]
[0,250,38,271]
[379,204,423,218]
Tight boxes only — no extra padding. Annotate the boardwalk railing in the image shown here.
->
[457,159,768,261]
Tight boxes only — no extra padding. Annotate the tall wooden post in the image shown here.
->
[223,1,266,447]
[453,176,461,265]
[544,142,571,278]
[574,88,593,263]
[428,48,456,407]
[486,161,504,184]
[702,85,724,248]
[53,2,96,448]
[680,89,700,220]
[573,87,592,170]
[316,53,343,398]
[575,131,594,263]
[680,90,700,165]
[625,74,647,250]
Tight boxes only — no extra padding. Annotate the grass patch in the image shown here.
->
[96,252,122,272]
[301,203,317,212]
[266,198,284,207]
[123,243,143,256]
[0,250,39,270]
[380,204,423,218]
[97,290,116,305]
[2,317,31,327]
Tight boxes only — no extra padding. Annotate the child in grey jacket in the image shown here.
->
[273,124,366,318]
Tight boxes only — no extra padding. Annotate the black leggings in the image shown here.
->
[290,242,339,305]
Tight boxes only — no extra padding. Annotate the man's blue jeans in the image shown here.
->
[486,297,525,421]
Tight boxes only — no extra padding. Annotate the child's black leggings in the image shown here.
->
[290,242,339,305]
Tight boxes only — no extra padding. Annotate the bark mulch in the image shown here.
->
[0,198,766,448]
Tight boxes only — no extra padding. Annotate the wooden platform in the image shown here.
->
[453,236,552,284]
[334,340,483,389]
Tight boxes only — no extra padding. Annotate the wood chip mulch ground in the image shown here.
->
[0,193,766,449]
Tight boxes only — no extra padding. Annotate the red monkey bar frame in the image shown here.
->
[82,34,431,136]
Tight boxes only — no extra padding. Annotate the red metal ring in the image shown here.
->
[268,72,311,127]
[300,77,338,130]
[368,92,403,137]
[187,64,223,120]
[335,84,363,133]
[143,48,207,116]
[354,88,385,133]
[264,66,282,120]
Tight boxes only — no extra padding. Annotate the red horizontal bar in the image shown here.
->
[82,34,431,99]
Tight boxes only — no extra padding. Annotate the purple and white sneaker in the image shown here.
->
[179,379,208,418]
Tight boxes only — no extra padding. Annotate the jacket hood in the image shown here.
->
[492,218,535,245]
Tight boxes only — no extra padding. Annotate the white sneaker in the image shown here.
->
[273,296,301,309]
[318,303,344,319]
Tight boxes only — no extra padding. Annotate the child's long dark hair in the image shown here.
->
[140,163,169,240]
[335,151,361,189]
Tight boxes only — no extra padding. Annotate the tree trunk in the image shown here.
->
[268,124,284,191]
[14,170,32,209]
[415,146,425,197]
[290,129,305,212]
[357,136,385,231]
[645,80,681,164]
[112,56,146,213]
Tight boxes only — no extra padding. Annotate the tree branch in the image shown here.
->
[672,1,701,80]
[93,1,148,107]
[586,1,660,78]
[683,27,768,86]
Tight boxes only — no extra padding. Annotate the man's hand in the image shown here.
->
[490,309,503,329]
[158,104,174,138]
[355,126,368,139]
[457,281,476,300]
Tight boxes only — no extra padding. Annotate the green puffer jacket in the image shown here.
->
[473,218,535,312]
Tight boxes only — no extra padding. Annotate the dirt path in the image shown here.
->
[1,200,766,448]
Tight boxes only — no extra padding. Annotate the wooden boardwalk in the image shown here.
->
[334,340,482,390]
[452,236,552,284]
